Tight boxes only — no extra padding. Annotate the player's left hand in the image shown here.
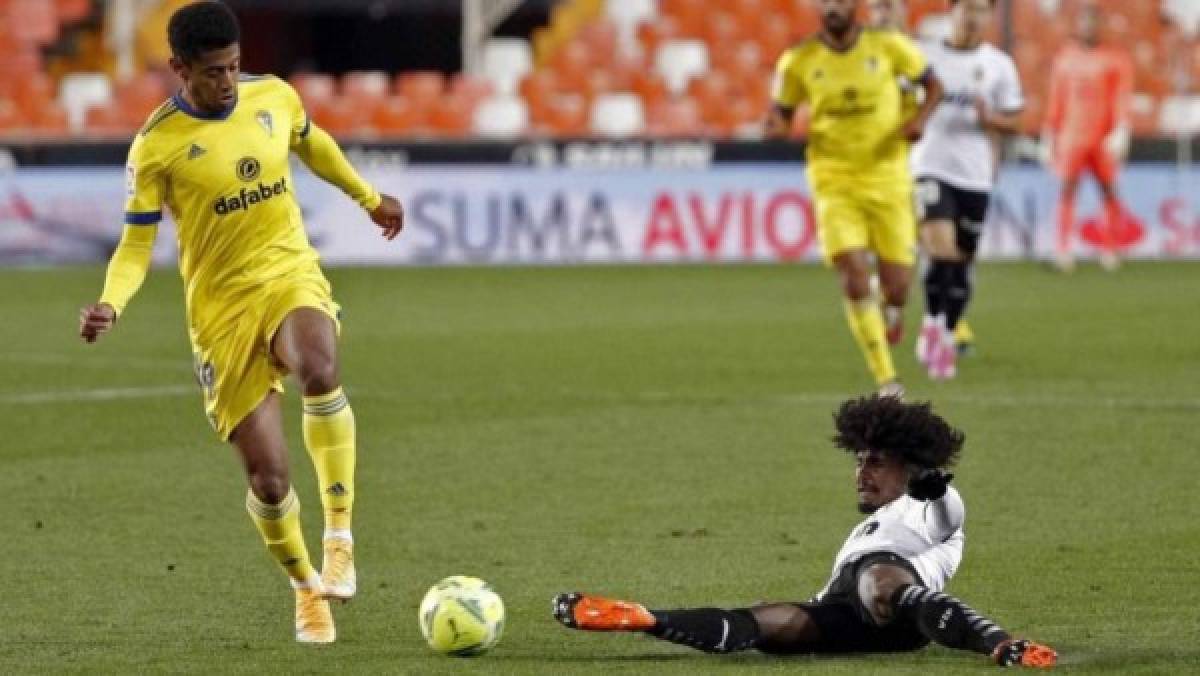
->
[907,468,954,501]
[370,194,405,240]
[901,117,927,142]
[973,98,992,130]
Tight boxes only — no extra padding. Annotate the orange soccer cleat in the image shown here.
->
[992,638,1058,668]
[552,592,657,632]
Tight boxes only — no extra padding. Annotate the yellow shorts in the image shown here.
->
[810,176,917,266]
[191,271,341,440]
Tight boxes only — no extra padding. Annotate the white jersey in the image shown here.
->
[910,40,1024,192]
[817,487,965,599]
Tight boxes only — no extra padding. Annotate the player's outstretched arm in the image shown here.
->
[764,104,796,139]
[80,224,157,343]
[908,469,964,540]
[292,123,404,238]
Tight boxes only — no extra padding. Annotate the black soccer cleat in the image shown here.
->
[552,592,656,631]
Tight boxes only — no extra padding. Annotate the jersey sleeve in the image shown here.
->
[1111,52,1134,128]
[993,53,1025,114]
[123,133,165,226]
[884,32,929,82]
[922,486,965,542]
[281,79,313,148]
[771,48,806,109]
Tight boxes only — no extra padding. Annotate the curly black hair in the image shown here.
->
[168,1,240,63]
[832,395,963,469]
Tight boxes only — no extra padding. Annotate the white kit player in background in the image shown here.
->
[911,0,1024,381]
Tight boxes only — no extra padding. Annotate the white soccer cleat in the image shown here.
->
[928,327,957,381]
[1052,252,1075,274]
[294,578,336,644]
[878,380,906,399]
[916,315,939,365]
[320,537,356,601]
[1098,251,1121,272]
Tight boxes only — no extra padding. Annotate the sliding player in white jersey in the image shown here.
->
[552,396,1056,668]
[911,0,1023,379]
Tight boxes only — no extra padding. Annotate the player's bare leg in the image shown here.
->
[1054,176,1080,273]
[1096,178,1123,271]
[835,249,901,395]
[273,307,357,601]
[877,259,912,347]
[858,562,1056,668]
[232,393,333,643]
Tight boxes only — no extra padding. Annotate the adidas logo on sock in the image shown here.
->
[326,482,347,497]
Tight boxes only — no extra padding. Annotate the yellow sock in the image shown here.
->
[302,387,356,535]
[245,487,318,585]
[843,298,897,385]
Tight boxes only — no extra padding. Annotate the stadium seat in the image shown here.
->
[116,72,170,124]
[711,40,764,82]
[311,97,371,137]
[84,103,136,137]
[13,72,55,118]
[655,40,709,96]
[630,70,670,110]
[472,95,529,139]
[646,97,704,137]
[577,19,618,59]
[590,92,645,137]
[396,71,446,109]
[289,73,336,109]
[449,73,496,108]
[1157,95,1200,136]
[481,38,533,96]
[687,70,732,115]
[428,96,473,137]
[754,18,795,62]
[7,0,59,46]
[0,99,26,133]
[341,71,391,110]
[659,0,706,37]
[549,40,593,92]
[604,0,656,55]
[534,92,589,136]
[1130,93,1160,137]
[371,96,424,136]
[702,12,748,47]
[59,73,113,134]
[519,70,560,112]
[55,0,92,23]
[637,16,683,60]
[29,104,68,134]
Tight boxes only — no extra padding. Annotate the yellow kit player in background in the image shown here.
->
[767,0,942,396]
[77,1,404,644]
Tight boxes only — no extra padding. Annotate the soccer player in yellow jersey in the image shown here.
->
[76,2,404,644]
[767,0,942,396]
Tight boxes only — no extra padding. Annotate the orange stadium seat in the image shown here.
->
[646,96,705,137]
[311,97,371,137]
[711,40,765,81]
[427,96,473,137]
[371,96,425,136]
[117,72,170,123]
[396,71,445,110]
[687,70,732,114]
[1129,92,1160,137]
[630,70,670,110]
[549,40,594,91]
[84,103,136,136]
[708,96,761,137]
[659,0,706,37]
[13,72,55,118]
[289,73,336,109]
[535,93,589,136]
[55,0,92,23]
[29,103,68,134]
[577,19,618,57]
[637,16,683,58]
[519,70,560,112]
[449,73,496,109]
[7,0,60,46]
[0,99,26,133]
[755,18,796,62]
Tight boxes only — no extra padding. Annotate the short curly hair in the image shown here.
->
[168,1,240,63]
[832,395,963,469]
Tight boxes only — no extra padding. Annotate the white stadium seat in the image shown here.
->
[605,0,657,56]
[1157,95,1200,136]
[655,40,709,96]
[481,38,533,96]
[473,95,529,139]
[590,93,645,137]
[58,72,113,133]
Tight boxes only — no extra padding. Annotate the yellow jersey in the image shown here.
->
[119,75,379,342]
[772,27,928,183]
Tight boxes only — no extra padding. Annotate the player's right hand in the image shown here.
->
[79,302,116,343]
[907,468,954,501]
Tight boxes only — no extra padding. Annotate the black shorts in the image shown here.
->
[915,176,991,256]
[758,552,930,655]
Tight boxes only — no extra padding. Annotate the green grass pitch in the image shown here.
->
[2,262,1198,674]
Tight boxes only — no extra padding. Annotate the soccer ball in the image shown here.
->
[418,575,506,656]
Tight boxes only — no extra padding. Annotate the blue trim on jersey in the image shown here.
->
[298,116,311,139]
[915,66,934,86]
[125,210,162,225]
[172,91,236,121]
[238,73,270,81]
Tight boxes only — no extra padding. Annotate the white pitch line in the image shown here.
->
[0,352,189,370]
[1,384,195,405]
